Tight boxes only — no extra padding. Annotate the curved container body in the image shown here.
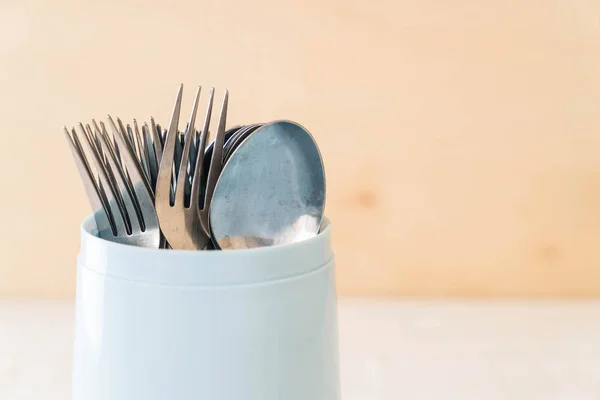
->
[73,216,340,400]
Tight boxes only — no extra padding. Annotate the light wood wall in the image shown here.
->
[1,0,599,297]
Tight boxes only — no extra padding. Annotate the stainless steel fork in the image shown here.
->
[155,84,228,250]
[64,117,161,248]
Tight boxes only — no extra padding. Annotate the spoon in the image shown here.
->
[209,120,325,249]
[223,123,263,162]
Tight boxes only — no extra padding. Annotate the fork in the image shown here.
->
[64,117,161,248]
[155,84,228,250]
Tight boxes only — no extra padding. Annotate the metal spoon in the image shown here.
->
[209,120,326,249]
[223,123,263,162]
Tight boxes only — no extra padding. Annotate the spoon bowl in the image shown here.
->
[209,120,325,249]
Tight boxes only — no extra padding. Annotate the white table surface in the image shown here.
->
[1,299,600,399]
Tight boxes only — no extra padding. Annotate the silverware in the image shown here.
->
[65,84,327,251]
[199,125,242,199]
[142,119,161,191]
[64,126,114,236]
[222,123,263,162]
[155,84,228,250]
[101,117,165,198]
[209,120,325,249]
[64,117,161,248]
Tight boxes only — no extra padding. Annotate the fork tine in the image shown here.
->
[97,120,137,199]
[115,116,160,239]
[104,121,121,164]
[86,124,127,230]
[107,116,150,232]
[93,121,146,234]
[93,120,117,183]
[64,127,115,235]
[204,90,228,210]
[116,120,132,180]
[94,122,146,234]
[114,116,154,197]
[143,123,159,190]
[173,130,183,181]
[126,124,136,152]
[175,86,201,207]
[96,120,121,171]
[156,83,183,206]
[76,123,128,236]
[127,123,142,168]
[150,117,163,162]
[70,126,95,185]
[84,123,104,163]
[190,87,214,207]
[92,120,105,147]
[190,127,200,173]
[159,125,167,147]
[185,127,199,204]
[149,118,163,192]
[133,119,151,183]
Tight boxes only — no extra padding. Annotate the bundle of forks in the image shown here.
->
[65,84,326,251]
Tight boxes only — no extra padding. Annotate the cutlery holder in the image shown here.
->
[72,216,340,400]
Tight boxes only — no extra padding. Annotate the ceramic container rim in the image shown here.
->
[78,215,333,286]
[80,215,331,255]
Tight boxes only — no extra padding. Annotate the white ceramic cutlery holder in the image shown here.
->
[72,216,340,400]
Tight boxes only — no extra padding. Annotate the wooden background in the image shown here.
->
[1,0,599,298]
